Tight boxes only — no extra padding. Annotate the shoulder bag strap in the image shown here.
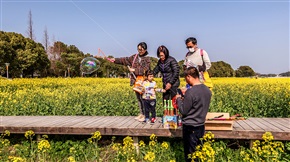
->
[200,49,206,70]
[131,53,138,68]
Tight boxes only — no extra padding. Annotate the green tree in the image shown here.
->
[150,57,158,71]
[48,41,84,77]
[279,71,290,77]
[235,66,255,77]
[208,61,235,77]
[0,31,50,77]
[0,32,17,77]
[178,60,185,77]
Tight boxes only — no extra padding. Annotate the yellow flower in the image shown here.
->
[69,147,76,153]
[150,134,157,141]
[91,131,102,141]
[144,151,155,162]
[262,132,274,142]
[139,140,146,147]
[67,156,76,162]
[24,130,35,140]
[8,156,26,162]
[149,141,156,147]
[112,143,121,151]
[161,141,169,149]
[38,139,50,152]
[42,135,48,139]
[4,130,10,136]
[123,136,134,149]
[203,131,214,141]
[1,139,10,147]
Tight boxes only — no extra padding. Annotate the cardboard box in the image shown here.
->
[163,115,178,129]
[205,112,233,131]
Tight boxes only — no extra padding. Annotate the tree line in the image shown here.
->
[1,31,289,78]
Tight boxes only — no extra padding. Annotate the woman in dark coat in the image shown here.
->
[153,45,180,102]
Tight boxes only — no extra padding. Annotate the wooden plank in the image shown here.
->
[84,116,110,127]
[5,116,43,127]
[113,116,135,128]
[1,116,33,126]
[243,118,264,131]
[40,116,76,128]
[253,118,282,131]
[232,121,243,130]
[88,116,114,127]
[37,116,73,127]
[117,116,136,128]
[260,118,290,132]
[268,118,290,129]
[205,123,233,131]
[70,116,102,127]
[206,112,230,119]
[235,120,254,131]
[205,120,233,131]
[127,119,144,129]
[94,116,120,127]
[150,117,163,129]
[281,118,290,123]
[106,116,126,127]
[142,120,154,129]
[266,118,290,128]
[0,116,24,126]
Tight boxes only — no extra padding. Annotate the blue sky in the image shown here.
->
[1,0,289,74]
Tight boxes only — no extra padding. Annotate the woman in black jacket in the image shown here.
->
[153,45,180,102]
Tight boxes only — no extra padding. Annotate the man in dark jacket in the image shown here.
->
[176,66,212,162]
[153,45,180,102]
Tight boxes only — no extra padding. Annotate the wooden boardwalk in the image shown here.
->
[0,116,289,141]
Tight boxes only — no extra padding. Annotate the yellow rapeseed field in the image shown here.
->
[0,77,289,117]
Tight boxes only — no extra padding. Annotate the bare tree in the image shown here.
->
[43,26,49,52]
[26,9,35,40]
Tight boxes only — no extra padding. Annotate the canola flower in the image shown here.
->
[241,132,284,162]
[88,131,102,143]
[123,136,134,149]
[8,156,26,162]
[191,132,215,162]
[1,138,10,147]
[69,147,77,154]
[139,140,146,148]
[112,136,137,161]
[0,130,11,147]
[144,151,155,162]
[203,131,214,142]
[149,134,157,147]
[24,130,35,140]
[3,130,10,137]
[150,134,157,141]
[262,132,274,142]
[0,78,288,118]
[112,143,121,151]
[38,139,50,152]
[161,142,169,150]
[67,156,76,162]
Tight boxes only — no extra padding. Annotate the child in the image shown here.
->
[139,70,165,123]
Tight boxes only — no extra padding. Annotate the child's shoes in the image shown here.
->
[151,117,156,123]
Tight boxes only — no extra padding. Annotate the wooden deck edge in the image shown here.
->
[1,126,289,141]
